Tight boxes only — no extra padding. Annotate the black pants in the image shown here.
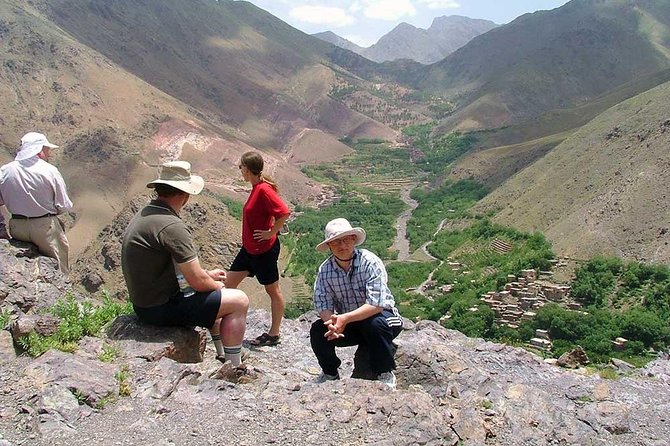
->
[310,309,402,376]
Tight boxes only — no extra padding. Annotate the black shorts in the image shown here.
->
[133,290,221,329]
[229,238,280,285]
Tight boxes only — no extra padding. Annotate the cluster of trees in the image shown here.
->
[401,123,477,176]
[407,179,489,251]
[514,303,669,365]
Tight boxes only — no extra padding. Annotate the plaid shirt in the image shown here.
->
[313,248,399,315]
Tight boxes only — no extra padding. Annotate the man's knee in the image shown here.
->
[310,319,326,338]
[219,288,249,314]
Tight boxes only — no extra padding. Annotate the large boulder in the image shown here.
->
[0,239,70,313]
[106,314,207,363]
[23,350,119,407]
[557,345,590,368]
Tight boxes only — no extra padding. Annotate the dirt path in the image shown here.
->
[391,185,419,261]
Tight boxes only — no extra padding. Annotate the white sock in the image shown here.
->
[211,334,224,356]
[224,344,243,366]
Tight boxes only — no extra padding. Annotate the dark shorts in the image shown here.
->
[133,290,221,329]
[229,238,280,285]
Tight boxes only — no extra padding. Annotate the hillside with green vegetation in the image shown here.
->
[474,79,670,264]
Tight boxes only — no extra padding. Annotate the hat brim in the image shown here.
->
[315,228,366,252]
[15,142,59,161]
[146,175,205,195]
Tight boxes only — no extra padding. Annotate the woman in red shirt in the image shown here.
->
[226,151,291,346]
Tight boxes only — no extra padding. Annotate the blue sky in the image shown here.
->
[242,0,571,47]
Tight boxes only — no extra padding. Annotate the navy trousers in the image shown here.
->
[310,309,402,376]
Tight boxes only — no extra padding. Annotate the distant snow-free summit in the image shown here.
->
[314,15,498,64]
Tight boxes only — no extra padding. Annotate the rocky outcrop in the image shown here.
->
[0,239,70,314]
[0,310,669,445]
[106,315,207,363]
[558,345,590,368]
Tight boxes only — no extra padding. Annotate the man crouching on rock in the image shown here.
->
[310,218,403,389]
[121,161,252,380]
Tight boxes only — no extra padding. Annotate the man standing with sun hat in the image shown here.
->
[310,217,403,389]
[0,131,73,274]
[121,161,252,379]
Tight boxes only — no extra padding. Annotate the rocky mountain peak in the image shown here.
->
[315,15,497,64]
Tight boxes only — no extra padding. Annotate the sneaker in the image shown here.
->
[314,372,340,384]
[378,371,397,390]
[211,361,258,384]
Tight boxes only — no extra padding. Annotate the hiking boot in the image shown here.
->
[314,372,340,384]
[250,332,280,347]
[210,361,258,384]
[378,371,396,390]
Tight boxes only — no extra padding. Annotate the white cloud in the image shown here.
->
[361,0,416,21]
[289,6,356,27]
[418,0,460,9]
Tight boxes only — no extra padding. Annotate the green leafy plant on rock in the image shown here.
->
[18,294,132,357]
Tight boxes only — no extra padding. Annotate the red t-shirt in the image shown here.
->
[242,182,290,254]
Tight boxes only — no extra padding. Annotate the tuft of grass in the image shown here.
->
[481,399,493,410]
[116,364,132,397]
[0,308,11,330]
[598,368,620,380]
[99,343,121,362]
[95,392,117,410]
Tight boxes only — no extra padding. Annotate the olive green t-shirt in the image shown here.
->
[121,200,198,308]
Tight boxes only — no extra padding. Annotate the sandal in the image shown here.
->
[250,332,280,346]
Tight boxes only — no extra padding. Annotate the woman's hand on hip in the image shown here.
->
[253,229,273,241]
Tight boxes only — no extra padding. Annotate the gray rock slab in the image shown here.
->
[106,314,207,363]
[23,350,118,407]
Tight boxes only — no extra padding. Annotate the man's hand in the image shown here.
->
[323,314,347,341]
[208,268,227,282]
[0,224,9,240]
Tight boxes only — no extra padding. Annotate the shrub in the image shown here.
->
[18,294,133,357]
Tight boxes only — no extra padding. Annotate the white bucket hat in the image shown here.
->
[146,161,204,195]
[316,218,367,252]
[16,132,59,161]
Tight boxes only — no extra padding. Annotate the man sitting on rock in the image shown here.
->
[310,218,403,389]
[0,132,73,274]
[121,161,251,378]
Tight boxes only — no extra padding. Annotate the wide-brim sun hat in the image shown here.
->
[316,218,366,252]
[146,160,205,195]
[16,132,59,161]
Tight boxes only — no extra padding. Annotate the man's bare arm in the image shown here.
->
[178,258,224,292]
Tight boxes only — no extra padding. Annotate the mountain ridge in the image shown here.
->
[472,78,670,262]
[421,0,670,132]
[313,15,497,65]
